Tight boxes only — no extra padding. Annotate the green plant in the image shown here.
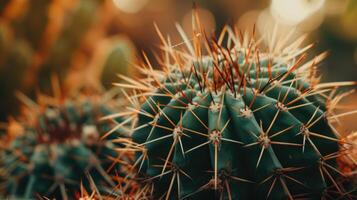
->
[118,20,357,199]
[0,88,130,199]
[100,36,136,89]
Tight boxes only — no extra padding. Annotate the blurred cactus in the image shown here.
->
[117,18,357,199]
[64,35,136,95]
[0,0,136,121]
[318,0,357,83]
[100,37,136,89]
[0,84,132,199]
[0,23,33,121]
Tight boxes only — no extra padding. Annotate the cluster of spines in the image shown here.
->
[112,14,357,199]
[77,139,155,200]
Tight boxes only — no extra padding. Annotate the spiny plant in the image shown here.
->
[99,36,136,89]
[116,14,357,199]
[0,81,132,200]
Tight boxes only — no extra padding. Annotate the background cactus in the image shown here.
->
[0,83,131,199]
[100,36,136,89]
[117,18,357,199]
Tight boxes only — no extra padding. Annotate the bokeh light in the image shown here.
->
[182,8,216,37]
[270,0,325,25]
[112,0,149,13]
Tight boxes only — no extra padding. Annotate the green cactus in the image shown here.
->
[0,91,130,199]
[100,37,136,89]
[117,23,356,199]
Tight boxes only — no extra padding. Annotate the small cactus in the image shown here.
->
[0,86,130,199]
[117,18,357,199]
[100,36,136,89]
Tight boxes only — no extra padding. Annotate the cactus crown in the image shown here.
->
[117,16,357,199]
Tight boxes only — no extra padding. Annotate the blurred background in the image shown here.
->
[0,0,356,130]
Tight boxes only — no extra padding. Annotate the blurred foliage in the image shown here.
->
[319,0,357,82]
[0,0,135,121]
[0,0,355,123]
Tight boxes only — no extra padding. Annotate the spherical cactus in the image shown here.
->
[0,89,131,199]
[117,21,357,199]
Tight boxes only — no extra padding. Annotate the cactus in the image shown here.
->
[117,20,357,199]
[0,86,131,199]
[100,36,136,89]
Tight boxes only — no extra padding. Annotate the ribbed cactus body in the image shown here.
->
[1,98,122,199]
[130,45,344,198]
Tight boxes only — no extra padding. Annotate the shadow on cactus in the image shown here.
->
[116,14,357,199]
[0,82,132,199]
